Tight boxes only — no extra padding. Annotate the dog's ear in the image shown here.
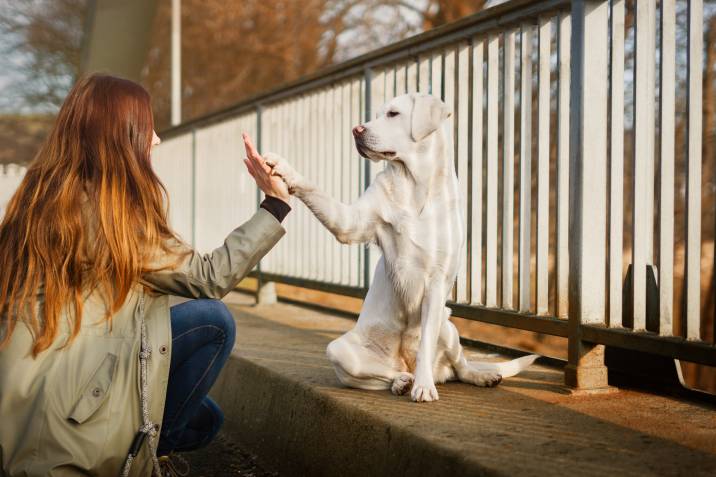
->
[411,94,452,142]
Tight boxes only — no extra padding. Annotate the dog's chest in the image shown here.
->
[379,197,463,269]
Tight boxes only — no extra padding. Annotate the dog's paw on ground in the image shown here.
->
[474,372,502,388]
[391,373,414,396]
[411,381,439,402]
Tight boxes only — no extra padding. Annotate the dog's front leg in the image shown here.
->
[296,185,381,244]
[411,282,447,402]
[266,153,380,244]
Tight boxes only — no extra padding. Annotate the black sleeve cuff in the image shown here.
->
[260,196,291,223]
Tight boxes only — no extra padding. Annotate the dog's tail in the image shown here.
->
[467,354,539,378]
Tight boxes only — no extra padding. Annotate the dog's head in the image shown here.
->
[352,93,452,162]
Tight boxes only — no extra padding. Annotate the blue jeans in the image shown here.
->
[156,299,236,455]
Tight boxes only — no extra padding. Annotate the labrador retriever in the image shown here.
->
[265,93,537,402]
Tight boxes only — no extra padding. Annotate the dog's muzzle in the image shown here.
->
[353,125,371,158]
[352,125,395,159]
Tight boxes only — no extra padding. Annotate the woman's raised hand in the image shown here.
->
[242,133,290,203]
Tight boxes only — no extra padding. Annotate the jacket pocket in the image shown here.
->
[67,352,118,424]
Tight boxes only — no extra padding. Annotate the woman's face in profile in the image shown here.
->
[151,130,161,149]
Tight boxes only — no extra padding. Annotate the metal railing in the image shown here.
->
[151,0,715,386]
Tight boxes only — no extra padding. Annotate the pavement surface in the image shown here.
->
[184,432,276,477]
[198,292,716,477]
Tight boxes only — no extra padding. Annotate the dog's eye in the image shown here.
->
[387,111,400,118]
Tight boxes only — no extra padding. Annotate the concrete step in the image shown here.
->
[209,293,716,477]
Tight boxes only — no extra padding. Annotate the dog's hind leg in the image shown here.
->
[327,332,413,394]
[438,310,502,388]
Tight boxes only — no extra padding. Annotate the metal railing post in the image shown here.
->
[190,128,197,248]
[362,67,372,292]
[565,0,612,391]
[171,0,181,126]
[255,104,277,304]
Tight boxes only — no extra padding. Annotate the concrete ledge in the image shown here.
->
[211,350,485,476]
[210,293,716,477]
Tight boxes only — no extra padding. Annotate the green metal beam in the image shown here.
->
[80,0,159,81]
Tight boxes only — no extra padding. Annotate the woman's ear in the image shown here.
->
[410,93,452,142]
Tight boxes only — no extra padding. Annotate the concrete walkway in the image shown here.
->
[207,292,716,477]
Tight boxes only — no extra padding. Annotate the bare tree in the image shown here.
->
[0,0,87,112]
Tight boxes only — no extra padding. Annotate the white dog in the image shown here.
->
[266,93,537,402]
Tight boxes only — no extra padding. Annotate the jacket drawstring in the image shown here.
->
[120,291,163,477]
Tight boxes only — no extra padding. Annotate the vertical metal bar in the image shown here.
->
[471,39,484,305]
[407,60,418,92]
[393,65,398,97]
[432,51,443,102]
[396,64,407,96]
[486,34,499,308]
[283,103,290,276]
[519,24,533,313]
[632,0,657,331]
[353,79,362,287]
[322,95,329,282]
[557,12,571,319]
[566,0,609,390]
[171,0,181,126]
[685,0,702,340]
[363,68,373,291]
[309,93,318,280]
[536,17,551,315]
[659,0,675,336]
[341,82,351,285]
[466,38,475,304]
[609,0,624,328]
[317,90,327,282]
[270,106,279,274]
[386,67,397,101]
[294,99,301,278]
[302,95,310,280]
[191,127,197,247]
[419,56,430,93]
[457,43,470,303]
[444,47,458,302]
[254,107,262,284]
[332,86,342,285]
[503,30,516,310]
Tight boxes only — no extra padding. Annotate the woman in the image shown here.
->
[0,74,289,476]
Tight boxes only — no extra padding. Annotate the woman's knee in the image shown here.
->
[199,299,236,346]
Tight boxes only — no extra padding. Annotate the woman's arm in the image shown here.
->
[140,208,284,299]
[141,133,290,299]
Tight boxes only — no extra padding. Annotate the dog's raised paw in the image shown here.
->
[263,152,282,168]
[264,152,303,191]
[411,381,439,402]
[391,373,414,396]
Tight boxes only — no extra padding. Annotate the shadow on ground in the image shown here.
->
[200,292,716,477]
[184,432,277,477]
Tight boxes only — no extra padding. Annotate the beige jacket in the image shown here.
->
[0,208,285,476]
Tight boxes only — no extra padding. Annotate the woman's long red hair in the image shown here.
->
[0,74,185,356]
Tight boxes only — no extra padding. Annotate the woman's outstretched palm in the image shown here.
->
[242,133,290,203]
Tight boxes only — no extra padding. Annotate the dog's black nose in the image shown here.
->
[352,125,366,138]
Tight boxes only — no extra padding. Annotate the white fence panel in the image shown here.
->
[194,114,258,254]
[259,78,364,288]
[0,165,27,220]
[152,134,195,245]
